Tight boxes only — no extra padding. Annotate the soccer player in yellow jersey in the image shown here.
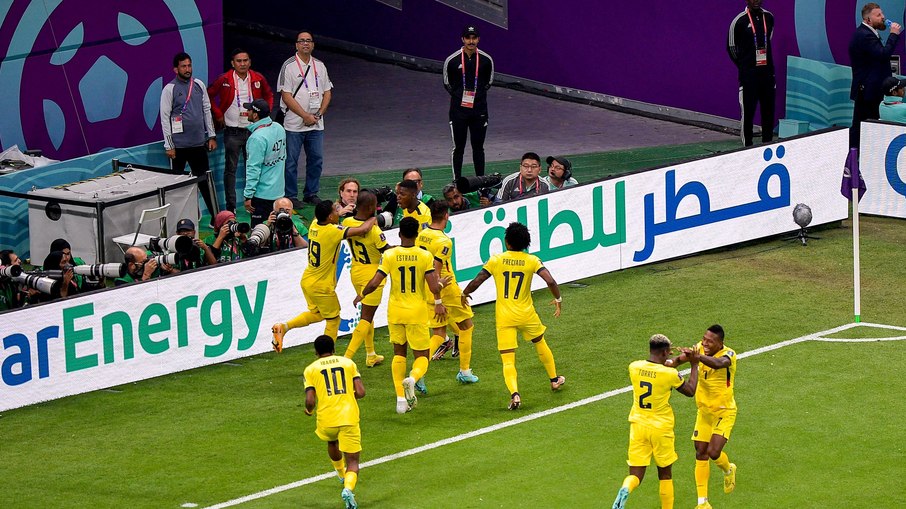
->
[666,324,738,509]
[355,217,445,414]
[612,334,699,509]
[397,179,431,230]
[461,221,565,410]
[341,190,390,368]
[303,335,366,509]
[417,200,478,384]
[271,200,376,352]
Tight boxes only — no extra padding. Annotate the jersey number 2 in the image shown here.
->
[638,381,653,409]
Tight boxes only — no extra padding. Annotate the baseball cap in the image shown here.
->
[883,76,906,95]
[243,98,271,117]
[176,218,195,232]
[545,156,572,172]
[213,211,236,231]
[462,25,480,37]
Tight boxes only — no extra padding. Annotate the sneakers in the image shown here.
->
[450,335,460,358]
[611,486,629,509]
[395,398,411,414]
[695,502,712,509]
[508,392,521,410]
[414,377,428,395]
[366,354,384,368]
[271,323,286,353]
[402,377,418,408]
[341,487,357,509]
[303,195,322,205]
[288,197,304,209]
[724,463,737,494]
[431,336,454,360]
[456,371,479,384]
[550,375,566,390]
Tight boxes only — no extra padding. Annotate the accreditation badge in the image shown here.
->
[755,49,767,66]
[172,116,184,134]
[308,91,322,110]
[461,90,476,108]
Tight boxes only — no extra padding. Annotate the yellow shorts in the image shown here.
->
[427,299,474,329]
[692,409,736,441]
[388,323,430,351]
[351,265,385,307]
[627,421,677,468]
[315,423,362,453]
[301,284,341,319]
[496,313,547,351]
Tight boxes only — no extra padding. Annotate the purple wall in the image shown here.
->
[228,1,904,124]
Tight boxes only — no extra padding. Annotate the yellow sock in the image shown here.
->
[458,326,473,371]
[361,320,376,355]
[695,459,710,499]
[429,334,445,355]
[714,451,731,473]
[533,338,557,379]
[344,471,358,491]
[331,458,346,479]
[621,474,640,492]
[501,352,518,394]
[391,355,407,397]
[286,310,321,330]
[658,479,674,509]
[323,317,340,340]
[410,356,429,380]
[344,320,368,358]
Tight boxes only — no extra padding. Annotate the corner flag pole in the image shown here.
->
[850,148,862,323]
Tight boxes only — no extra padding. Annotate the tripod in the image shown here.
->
[784,227,820,246]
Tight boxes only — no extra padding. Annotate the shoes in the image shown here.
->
[288,197,304,209]
[303,195,322,205]
[551,375,566,390]
[414,377,428,395]
[366,354,384,367]
[456,371,479,384]
[695,502,712,509]
[611,486,629,509]
[431,336,454,360]
[450,335,460,358]
[402,377,418,408]
[336,473,345,484]
[724,463,737,494]
[396,398,411,414]
[341,487,357,509]
[271,323,286,353]
[508,392,521,410]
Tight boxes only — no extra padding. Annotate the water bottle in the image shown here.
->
[886,19,893,28]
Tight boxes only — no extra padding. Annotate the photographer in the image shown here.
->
[174,218,217,270]
[443,183,488,212]
[115,246,176,286]
[38,251,79,301]
[334,177,359,220]
[0,249,26,310]
[207,210,250,262]
[495,152,549,203]
[540,156,578,190]
[266,197,309,252]
[49,238,93,291]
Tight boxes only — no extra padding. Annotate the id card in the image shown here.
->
[172,116,184,134]
[238,111,249,127]
[755,49,767,66]
[308,91,322,110]
[461,90,476,108]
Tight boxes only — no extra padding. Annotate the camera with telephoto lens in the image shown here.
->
[72,263,127,278]
[456,173,503,199]
[148,235,193,255]
[274,211,294,233]
[0,265,23,279]
[227,220,251,235]
[367,186,394,203]
[13,273,59,295]
[243,223,272,256]
[151,253,177,266]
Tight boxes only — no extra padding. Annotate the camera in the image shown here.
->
[243,223,272,256]
[228,220,251,235]
[456,173,503,199]
[367,186,395,203]
[151,253,178,266]
[149,235,193,255]
[376,211,394,229]
[13,274,59,295]
[72,263,127,278]
[0,265,23,278]
[274,211,294,233]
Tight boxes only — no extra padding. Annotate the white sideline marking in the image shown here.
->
[203,321,902,508]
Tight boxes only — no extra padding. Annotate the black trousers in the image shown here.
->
[173,145,217,218]
[739,76,776,147]
[850,90,880,149]
[450,110,488,179]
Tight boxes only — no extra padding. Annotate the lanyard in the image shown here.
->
[295,55,319,90]
[517,176,539,197]
[461,49,479,91]
[233,71,252,109]
[253,121,272,132]
[746,8,767,48]
[181,79,194,114]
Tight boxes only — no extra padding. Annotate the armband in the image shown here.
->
[434,299,443,305]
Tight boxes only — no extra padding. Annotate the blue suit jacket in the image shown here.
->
[849,23,900,103]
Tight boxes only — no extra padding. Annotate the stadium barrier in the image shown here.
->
[858,120,906,218]
[0,128,851,411]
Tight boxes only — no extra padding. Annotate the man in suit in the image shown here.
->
[849,3,902,148]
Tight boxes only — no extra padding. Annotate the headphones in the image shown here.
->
[548,157,572,181]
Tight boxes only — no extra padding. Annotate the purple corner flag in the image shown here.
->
[841,147,866,201]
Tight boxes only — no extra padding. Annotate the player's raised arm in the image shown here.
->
[461,268,491,306]
[537,267,562,317]
[676,349,699,397]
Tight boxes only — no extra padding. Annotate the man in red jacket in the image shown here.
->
[208,48,274,213]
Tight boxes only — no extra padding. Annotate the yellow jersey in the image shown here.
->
[482,250,545,327]
[342,216,388,270]
[303,355,361,427]
[302,221,349,293]
[627,360,685,430]
[694,343,737,414]
[416,227,461,300]
[378,245,435,324]
[402,202,431,230]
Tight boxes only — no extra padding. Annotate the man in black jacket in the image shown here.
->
[728,0,776,147]
[850,2,902,148]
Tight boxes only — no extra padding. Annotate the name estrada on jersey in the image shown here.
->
[377,245,435,324]
[303,355,361,428]
[693,342,737,415]
[627,360,685,430]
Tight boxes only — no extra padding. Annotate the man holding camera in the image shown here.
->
[242,99,286,227]
[541,156,578,190]
[495,152,549,203]
[266,197,309,252]
[115,246,175,286]
[174,218,217,270]
[208,210,250,262]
